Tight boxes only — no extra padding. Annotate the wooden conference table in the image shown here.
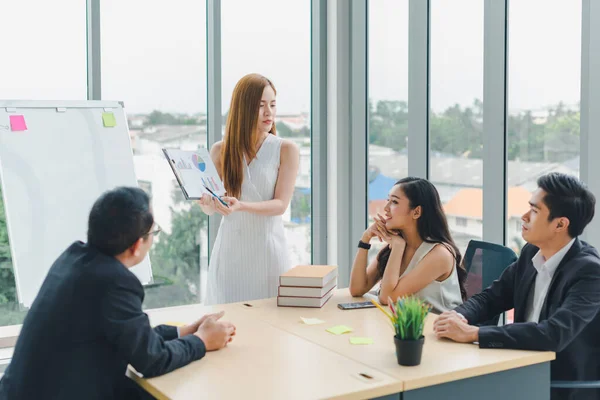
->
[128,289,554,400]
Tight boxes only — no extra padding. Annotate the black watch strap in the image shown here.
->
[358,240,371,250]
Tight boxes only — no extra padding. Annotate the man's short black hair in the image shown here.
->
[537,172,596,238]
[87,187,154,256]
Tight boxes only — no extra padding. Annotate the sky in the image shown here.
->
[0,0,582,115]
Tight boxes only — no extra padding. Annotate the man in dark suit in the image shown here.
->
[0,187,236,400]
[434,173,600,400]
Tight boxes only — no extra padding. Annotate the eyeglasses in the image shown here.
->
[144,224,162,238]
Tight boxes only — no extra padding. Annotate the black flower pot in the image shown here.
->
[394,335,424,366]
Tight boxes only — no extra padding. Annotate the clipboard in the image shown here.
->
[162,148,225,200]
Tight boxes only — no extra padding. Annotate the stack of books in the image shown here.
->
[277,265,338,308]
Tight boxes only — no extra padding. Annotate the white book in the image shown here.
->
[278,277,337,298]
[277,287,335,308]
[279,265,338,288]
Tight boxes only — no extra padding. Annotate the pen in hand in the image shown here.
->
[203,185,230,208]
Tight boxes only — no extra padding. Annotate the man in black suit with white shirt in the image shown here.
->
[0,187,236,399]
[434,172,600,400]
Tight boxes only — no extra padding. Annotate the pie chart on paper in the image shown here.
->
[192,154,206,172]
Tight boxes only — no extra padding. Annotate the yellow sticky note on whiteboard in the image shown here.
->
[102,112,117,127]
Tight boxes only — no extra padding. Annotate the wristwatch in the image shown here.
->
[358,240,371,250]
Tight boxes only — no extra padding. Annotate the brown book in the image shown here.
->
[279,265,338,288]
[278,277,337,298]
[277,287,335,308]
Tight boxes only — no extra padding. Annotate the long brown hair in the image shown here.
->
[221,73,277,198]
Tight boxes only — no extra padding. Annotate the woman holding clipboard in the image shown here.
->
[198,73,299,305]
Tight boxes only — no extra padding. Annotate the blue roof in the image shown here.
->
[368,173,397,201]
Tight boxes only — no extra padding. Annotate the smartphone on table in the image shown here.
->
[337,301,377,310]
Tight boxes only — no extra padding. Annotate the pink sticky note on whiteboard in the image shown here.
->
[9,115,27,131]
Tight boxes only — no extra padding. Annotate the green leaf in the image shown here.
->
[391,295,431,340]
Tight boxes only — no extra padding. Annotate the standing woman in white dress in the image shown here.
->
[199,73,300,305]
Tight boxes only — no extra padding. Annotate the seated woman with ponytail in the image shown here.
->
[349,177,466,312]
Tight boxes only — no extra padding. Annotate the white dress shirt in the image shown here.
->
[525,238,575,323]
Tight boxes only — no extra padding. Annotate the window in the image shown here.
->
[102,0,208,308]
[0,0,87,101]
[221,0,311,266]
[430,0,484,255]
[0,180,25,326]
[507,0,581,254]
[138,180,152,196]
[0,0,87,326]
[368,0,409,261]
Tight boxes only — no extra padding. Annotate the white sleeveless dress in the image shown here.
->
[204,134,291,305]
[394,241,463,314]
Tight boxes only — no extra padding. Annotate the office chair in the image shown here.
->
[462,240,518,325]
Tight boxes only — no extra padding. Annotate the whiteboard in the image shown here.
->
[0,100,153,308]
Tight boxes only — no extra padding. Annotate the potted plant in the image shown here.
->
[371,296,431,366]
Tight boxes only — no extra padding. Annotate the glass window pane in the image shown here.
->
[102,0,208,308]
[0,1,87,100]
[430,0,484,255]
[507,0,581,255]
[0,0,87,100]
[0,0,87,327]
[368,0,409,262]
[221,0,311,266]
[0,182,25,326]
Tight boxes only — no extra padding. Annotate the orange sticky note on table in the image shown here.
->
[9,115,27,131]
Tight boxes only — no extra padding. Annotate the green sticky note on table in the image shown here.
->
[102,112,116,127]
[350,337,374,345]
[326,325,353,335]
